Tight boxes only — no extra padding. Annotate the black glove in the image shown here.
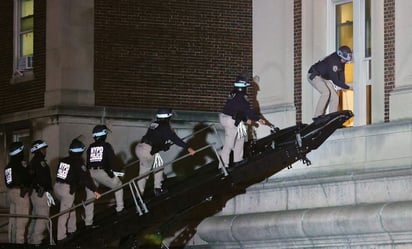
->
[161,142,172,152]
[234,112,247,127]
[105,169,114,178]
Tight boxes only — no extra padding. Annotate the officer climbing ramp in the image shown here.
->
[0,110,353,249]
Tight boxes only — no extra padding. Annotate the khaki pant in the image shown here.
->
[28,192,50,244]
[135,143,163,193]
[307,74,338,117]
[219,113,245,167]
[8,188,30,244]
[53,182,75,241]
[84,169,124,226]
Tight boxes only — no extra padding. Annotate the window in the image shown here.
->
[332,0,371,126]
[335,1,354,126]
[14,0,34,75]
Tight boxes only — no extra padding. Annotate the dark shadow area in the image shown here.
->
[172,123,216,180]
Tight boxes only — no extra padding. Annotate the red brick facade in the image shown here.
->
[94,0,252,112]
[0,0,252,115]
[0,0,46,114]
[294,0,302,122]
[384,0,395,122]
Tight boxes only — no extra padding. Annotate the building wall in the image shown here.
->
[94,0,253,112]
[192,1,412,248]
[1,0,412,248]
[0,0,46,114]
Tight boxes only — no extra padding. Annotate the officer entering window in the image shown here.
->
[135,108,196,197]
[84,125,124,227]
[4,141,31,244]
[307,45,353,120]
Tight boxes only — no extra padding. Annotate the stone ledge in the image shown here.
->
[197,201,412,248]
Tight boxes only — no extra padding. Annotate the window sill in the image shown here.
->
[10,70,35,84]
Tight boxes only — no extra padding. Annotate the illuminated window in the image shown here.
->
[335,2,354,126]
[334,0,371,126]
[15,0,34,73]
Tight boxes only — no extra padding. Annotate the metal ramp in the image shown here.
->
[0,110,353,249]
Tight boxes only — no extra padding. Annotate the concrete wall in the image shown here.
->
[195,120,412,248]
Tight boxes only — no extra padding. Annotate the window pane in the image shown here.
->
[21,16,33,31]
[336,2,354,127]
[20,32,33,56]
[336,2,353,49]
[21,0,34,18]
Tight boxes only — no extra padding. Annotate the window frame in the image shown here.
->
[11,0,34,83]
[329,0,371,126]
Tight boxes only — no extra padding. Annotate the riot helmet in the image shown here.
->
[69,138,85,153]
[31,140,48,153]
[337,45,352,62]
[233,75,251,92]
[9,141,24,156]
[92,124,109,139]
[156,108,173,119]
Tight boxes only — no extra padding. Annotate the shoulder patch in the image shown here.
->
[149,122,159,130]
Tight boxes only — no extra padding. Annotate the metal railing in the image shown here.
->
[1,123,225,246]
[0,213,54,245]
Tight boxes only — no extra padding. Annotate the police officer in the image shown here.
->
[135,108,196,197]
[308,45,353,119]
[219,75,266,170]
[54,138,101,242]
[28,140,53,244]
[4,141,31,244]
[84,125,124,227]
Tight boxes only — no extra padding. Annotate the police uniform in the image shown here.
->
[308,47,352,118]
[54,150,98,241]
[219,86,261,168]
[4,142,31,244]
[28,144,52,245]
[84,128,124,227]
[135,117,189,195]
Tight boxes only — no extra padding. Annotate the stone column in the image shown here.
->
[253,0,295,131]
[45,0,95,106]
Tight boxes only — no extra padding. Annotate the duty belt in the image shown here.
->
[90,166,103,170]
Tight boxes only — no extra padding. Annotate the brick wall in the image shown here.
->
[294,0,302,122]
[384,0,395,122]
[0,0,46,115]
[94,0,253,112]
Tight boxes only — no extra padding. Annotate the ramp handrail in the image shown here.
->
[0,213,54,245]
[50,143,219,218]
[0,123,224,246]
[46,142,223,245]
[123,123,222,170]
